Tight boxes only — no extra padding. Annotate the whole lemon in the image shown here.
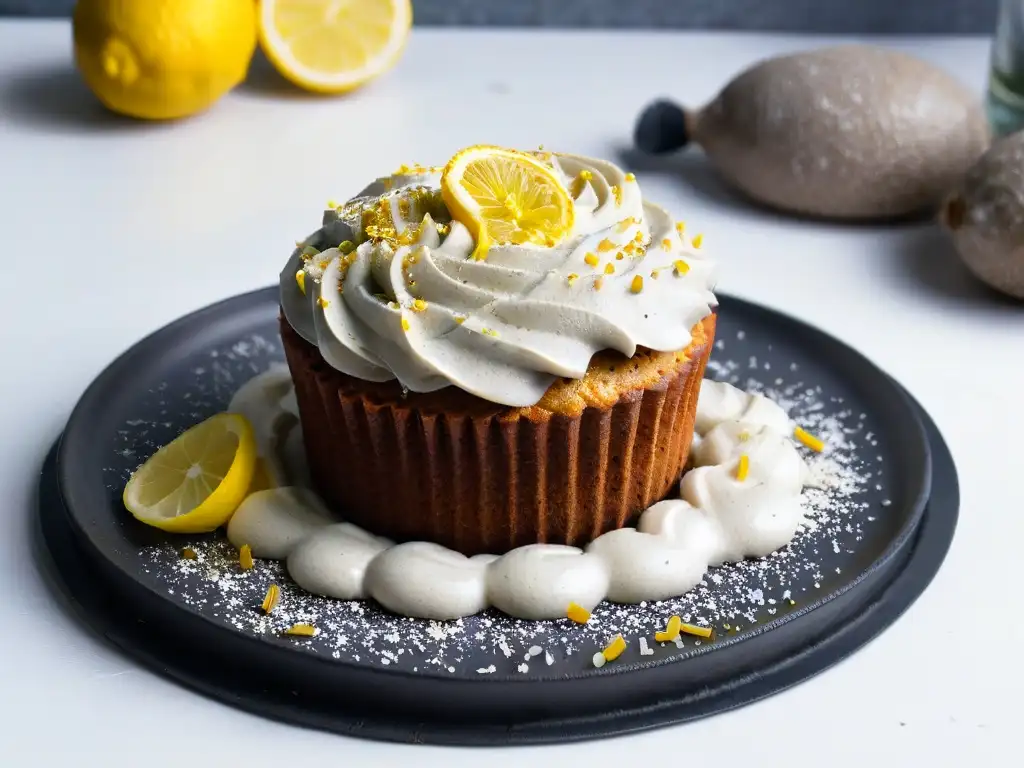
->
[72,0,257,120]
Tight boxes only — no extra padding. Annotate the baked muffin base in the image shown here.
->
[281,313,716,555]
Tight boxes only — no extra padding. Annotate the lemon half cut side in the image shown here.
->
[258,0,413,94]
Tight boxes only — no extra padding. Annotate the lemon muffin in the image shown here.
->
[279,147,717,554]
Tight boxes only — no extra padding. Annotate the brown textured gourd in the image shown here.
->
[634,45,990,221]
[942,132,1024,299]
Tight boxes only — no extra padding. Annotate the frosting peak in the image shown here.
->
[280,150,718,406]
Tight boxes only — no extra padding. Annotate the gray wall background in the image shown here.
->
[0,0,1002,35]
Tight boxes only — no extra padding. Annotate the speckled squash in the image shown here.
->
[634,45,990,220]
[942,132,1024,299]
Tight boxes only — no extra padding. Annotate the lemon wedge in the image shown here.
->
[122,413,257,533]
[258,0,412,94]
[440,146,575,260]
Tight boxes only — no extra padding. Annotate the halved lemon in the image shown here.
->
[122,413,257,533]
[258,0,412,94]
[440,146,575,260]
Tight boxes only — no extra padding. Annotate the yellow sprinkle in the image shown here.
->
[597,238,616,253]
[584,252,600,267]
[675,221,686,233]
[284,623,316,637]
[295,270,306,295]
[401,316,410,332]
[567,273,580,285]
[616,252,624,260]
[624,172,636,182]
[454,316,466,324]
[538,144,545,150]
[411,298,428,312]
[617,217,635,232]
[567,602,591,624]
[736,454,750,482]
[623,242,637,255]
[436,222,450,235]
[633,231,644,243]
[692,233,703,248]
[654,615,682,642]
[630,275,644,293]
[604,263,615,275]
[317,296,329,309]
[594,276,604,290]
[661,238,672,251]
[602,635,627,662]
[481,327,498,337]
[611,185,623,205]
[794,427,825,452]
[571,169,593,197]
[680,623,713,639]
[326,199,340,209]
[673,259,690,275]
[181,547,197,560]
[338,240,355,254]
[261,584,281,614]
[239,544,254,570]
[318,259,329,270]
[650,269,660,280]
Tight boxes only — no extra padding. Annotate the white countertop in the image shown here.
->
[0,20,1019,766]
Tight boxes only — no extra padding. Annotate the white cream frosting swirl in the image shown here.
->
[280,152,717,407]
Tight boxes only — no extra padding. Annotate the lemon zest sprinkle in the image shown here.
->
[401,316,410,332]
[680,623,713,639]
[794,427,825,452]
[661,238,672,251]
[181,547,197,560]
[327,199,340,209]
[261,584,281,614]
[284,623,316,637]
[604,263,615,275]
[630,275,644,293]
[317,296,329,309]
[692,233,704,248]
[239,544,254,570]
[411,298,428,312]
[567,273,580,285]
[594,276,605,290]
[676,221,686,233]
[481,327,498,337]
[616,252,625,260]
[624,172,636,182]
[654,615,682,642]
[597,239,616,253]
[584,252,600,267]
[602,635,627,662]
[610,185,623,205]
[674,259,690,275]
[295,270,306,295]
[567,602,591,623]
[736,454,750,482]
[650,269,660,279]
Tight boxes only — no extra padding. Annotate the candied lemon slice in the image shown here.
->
[440,145,575,260]
[258,0,412,94]
[122,413,257,533]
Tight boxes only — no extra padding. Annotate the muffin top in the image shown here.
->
[280,146,717,407]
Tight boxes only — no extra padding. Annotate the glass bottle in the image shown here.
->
[988,0,1024,135]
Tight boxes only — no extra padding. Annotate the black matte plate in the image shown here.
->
[41,288,950,744]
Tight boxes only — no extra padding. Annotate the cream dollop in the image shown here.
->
[224,370,813,621]
[280,152,717,407]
